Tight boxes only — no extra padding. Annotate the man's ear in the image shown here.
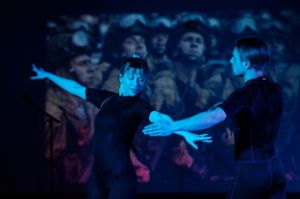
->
[244,60,251,70]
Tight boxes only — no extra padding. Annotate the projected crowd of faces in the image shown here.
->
[44,11,300,192]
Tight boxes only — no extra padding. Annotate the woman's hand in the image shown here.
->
[144,114,175,136]
[30,64,48,80]
[175,131,212,150]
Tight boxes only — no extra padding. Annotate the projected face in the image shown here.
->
[152,74,178,108]
[151,33,169,55]
[121,35,147,58]
[69,54,96,87]
[177,32,206,61]
[119,68,146,97]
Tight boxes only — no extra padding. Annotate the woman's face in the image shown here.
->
[119,68,146,97]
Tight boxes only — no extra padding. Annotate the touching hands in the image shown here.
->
[144,113,175,136]
[144,111,213,149]
[30,64,48,80]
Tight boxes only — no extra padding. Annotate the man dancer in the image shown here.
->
[144,37,286,198]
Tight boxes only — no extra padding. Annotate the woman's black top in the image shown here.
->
[86,88,154,177]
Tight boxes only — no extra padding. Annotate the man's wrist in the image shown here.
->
[172,121,180,133]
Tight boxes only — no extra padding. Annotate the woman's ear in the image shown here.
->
[118,74,122,83]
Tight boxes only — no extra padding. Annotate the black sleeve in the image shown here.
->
[86,88,115,108]
[136,99,155,122]
[218,88,252,118]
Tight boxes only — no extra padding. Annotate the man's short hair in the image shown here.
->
[236,37,270,70]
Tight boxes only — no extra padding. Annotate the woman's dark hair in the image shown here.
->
[236,37,270,70]
[120,55,150,79]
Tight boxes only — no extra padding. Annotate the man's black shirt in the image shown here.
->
[219,76,283,161]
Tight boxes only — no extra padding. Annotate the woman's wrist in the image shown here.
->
[44,71,53,79]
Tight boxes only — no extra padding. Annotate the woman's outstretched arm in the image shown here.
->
[30,64,87,100]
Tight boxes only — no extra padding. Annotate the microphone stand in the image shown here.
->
[21,94,60,193]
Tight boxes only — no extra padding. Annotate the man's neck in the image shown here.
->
[244,69,264,83]
[151,53,167,61]
[174,61,198,84]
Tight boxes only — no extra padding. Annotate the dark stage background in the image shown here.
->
[1,0,300,198]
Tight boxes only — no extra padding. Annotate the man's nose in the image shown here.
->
[190,40,198,47]
[87,64,97,72]
[135,39,145,48]
[157,35,166,43]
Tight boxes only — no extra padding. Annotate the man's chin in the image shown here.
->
[85,81,96,87]
[187,55,201,61]
[232,71,242,77]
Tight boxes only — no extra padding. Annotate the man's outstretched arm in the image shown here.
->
[144,107,227,136]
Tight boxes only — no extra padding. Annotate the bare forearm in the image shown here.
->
[46,72,86,100]
[173,108,226,132]
[143,109,225,137]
